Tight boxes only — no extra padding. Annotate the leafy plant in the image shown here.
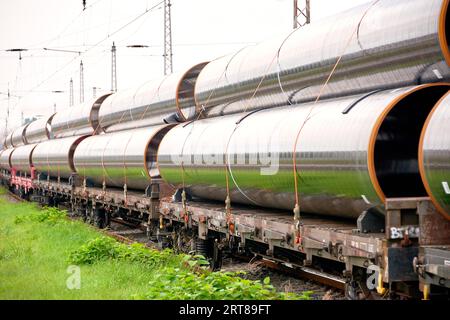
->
[14,206,67,225]
[68,237,120,264]
[67,236,175,266]
[133,267,310,300]
[70,236,313,300]
[182,254,210,269]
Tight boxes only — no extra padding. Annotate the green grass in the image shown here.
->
[0,198,156,299]
[0,188,310,300]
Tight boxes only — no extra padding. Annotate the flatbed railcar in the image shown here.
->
[1,171,449,300]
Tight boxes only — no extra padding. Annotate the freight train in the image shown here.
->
[1,0,450,299]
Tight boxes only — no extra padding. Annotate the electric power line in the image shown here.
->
[21,0,106,50]
[12,0,164,104]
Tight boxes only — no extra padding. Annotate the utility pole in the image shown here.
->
[53,103,57,113]
[5,84,10,135]
[111,42,117,92]
[80,61,84,103]
[163,0,173,75]
[69,78,74,106]
[93,87,97,99]
[293,0,311,29]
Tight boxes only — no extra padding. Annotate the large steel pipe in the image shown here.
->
[419,92,450,220]
[10,144,37,175]
[51,94,112,138]
[3,132,13,149]
[32,135,88,179]
[24,114,55,144]
[73,133,111,185]
[74,125,174,190]
[194,0,450,118]
[10,123,30,147]
[158,84,450,219]
[0,148,14,170]
[98,63,208,133]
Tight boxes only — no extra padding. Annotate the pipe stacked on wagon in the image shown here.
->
[0,0,449,220]
[419,92,450,220]
[157,84,450,218]
[194,0,450,117]
[70,63,207,189]
[0,63,208,191]
[158,0,450,219]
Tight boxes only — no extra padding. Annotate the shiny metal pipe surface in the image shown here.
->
[195,0,450,118]
[24,114,55,144]
[51,94,112,138]
[32,135,88,179]
[98,63,208,133]
[10,144,37,174]
[4,132,13,149]
[0,148,14,170]
[11,123,30,147]
[419,92,450,220]
[74,124,174,190]
[73,133,111,185]
[158,84,450,219]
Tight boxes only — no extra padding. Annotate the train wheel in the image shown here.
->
[93,207,106,229]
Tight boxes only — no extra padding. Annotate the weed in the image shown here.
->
[134,267,311,300]
[14,206,67,225]
[67,236,176,267]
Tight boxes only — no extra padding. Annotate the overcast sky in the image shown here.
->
[0,0,370,137]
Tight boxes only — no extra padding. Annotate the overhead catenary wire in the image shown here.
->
[21,0,106,51]
[114,5,154,45]
[2,1,161,131]
[0,41,258,52]
[10,1,165,111]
